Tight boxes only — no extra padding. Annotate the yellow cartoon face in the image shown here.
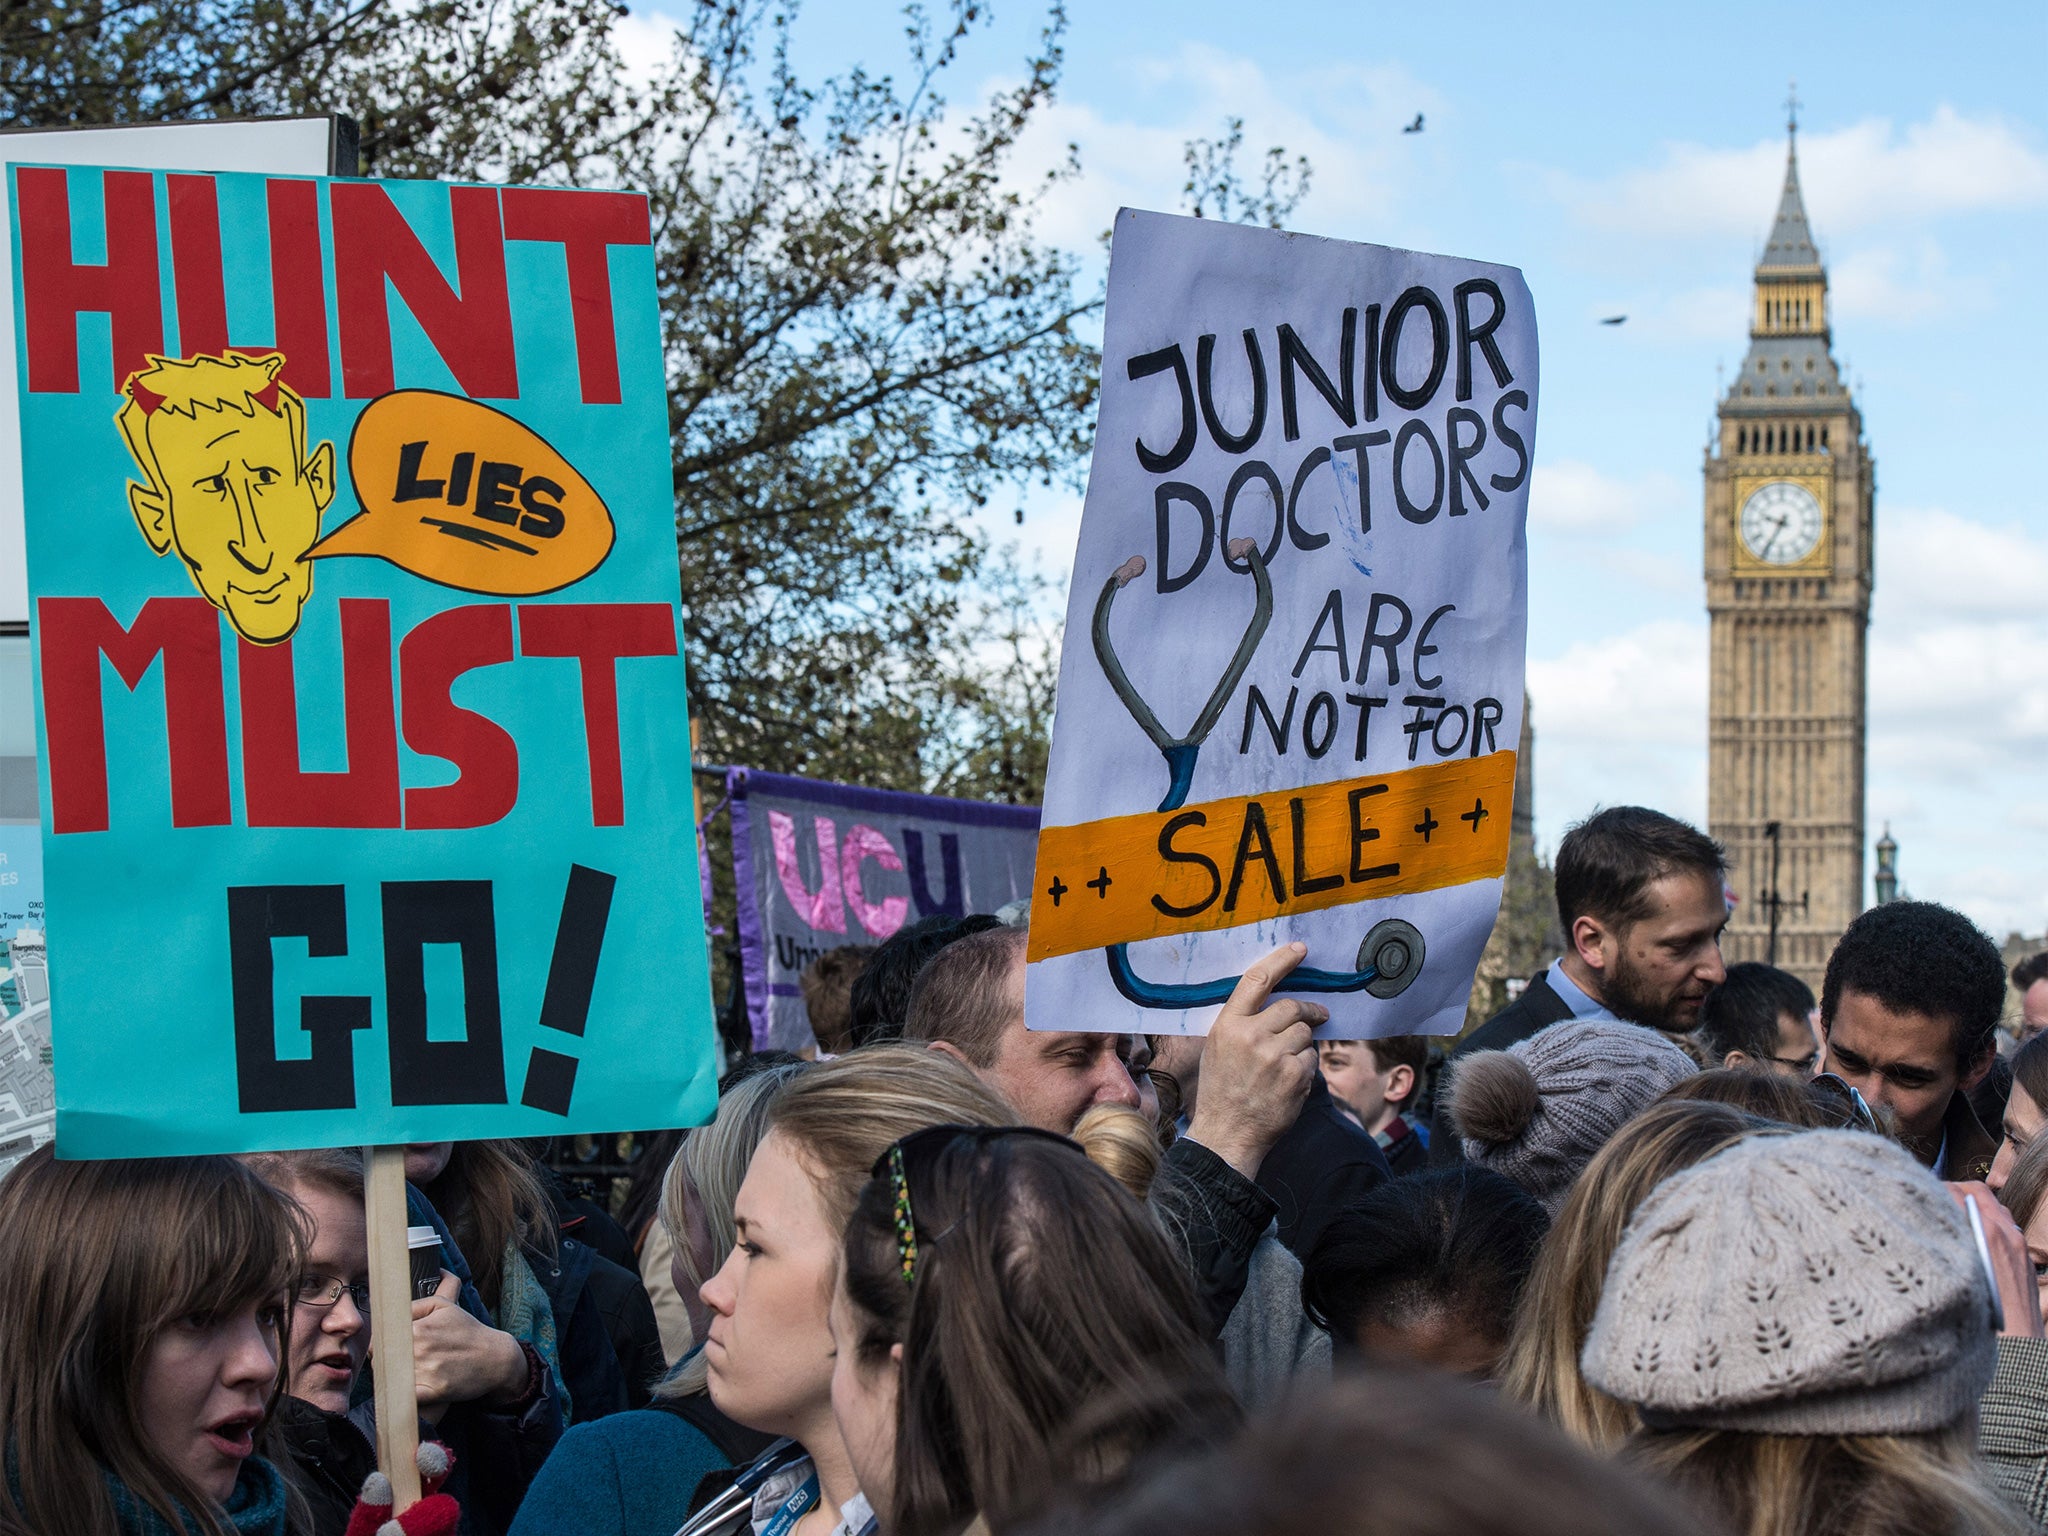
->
[116,352,335,646]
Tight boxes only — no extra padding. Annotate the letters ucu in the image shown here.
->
[769,814,976,938]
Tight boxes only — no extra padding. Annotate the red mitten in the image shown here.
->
[342,1471,392,1536]
[345,1444,460,1536]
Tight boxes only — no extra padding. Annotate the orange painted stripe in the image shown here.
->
[1026,751,1517,963]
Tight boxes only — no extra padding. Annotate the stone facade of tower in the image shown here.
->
[1704,125,1875,989]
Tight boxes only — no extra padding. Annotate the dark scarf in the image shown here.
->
[100,1457,290,1536]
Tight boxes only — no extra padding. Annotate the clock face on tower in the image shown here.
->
[1739,480,1825,565]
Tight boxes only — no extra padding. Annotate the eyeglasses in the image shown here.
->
[1769,1052,1819,1074]
[873,1124,1081,1284]
[1809,1072,1878,1133]
[296,1273,372,1312]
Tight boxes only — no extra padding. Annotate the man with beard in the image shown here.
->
[1429,807,1728,1162]
[1818,900,2004,1178]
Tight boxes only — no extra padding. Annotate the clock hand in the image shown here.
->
[1760,511,1789,557]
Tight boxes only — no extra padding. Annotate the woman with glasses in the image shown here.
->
[830,1120,1239,1536]
[242,1149,378,1536]
[246,1148,559,1536]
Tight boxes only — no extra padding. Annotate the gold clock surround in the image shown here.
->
[1732,472,1832,574]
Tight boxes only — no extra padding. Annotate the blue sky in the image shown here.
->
[626,1,2048,937]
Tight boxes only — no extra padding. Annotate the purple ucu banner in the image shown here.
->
[727,769,1040,1051]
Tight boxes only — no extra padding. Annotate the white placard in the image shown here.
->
[1025,209,1539,1038]
[0,117,345,626]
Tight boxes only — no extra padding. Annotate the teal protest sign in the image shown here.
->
[11,164,716,1157]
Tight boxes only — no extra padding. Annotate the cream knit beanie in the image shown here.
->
[1581,1129,1997,1435]
[1445,1020,1697,1213]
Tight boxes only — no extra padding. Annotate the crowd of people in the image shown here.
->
[11,804,2048,1535]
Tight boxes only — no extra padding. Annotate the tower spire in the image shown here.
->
[1759,86,1821,275]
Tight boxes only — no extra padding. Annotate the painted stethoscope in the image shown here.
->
[1090,538,1425,1010]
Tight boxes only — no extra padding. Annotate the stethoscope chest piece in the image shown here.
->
[1358,919,1426,1000]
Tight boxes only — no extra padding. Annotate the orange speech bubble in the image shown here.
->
[310,390,615,594]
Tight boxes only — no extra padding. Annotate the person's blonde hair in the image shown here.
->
[1500,1099,1776,1450]
[765,1044,1017,1229]
[654,1061,808,1400]
[1628,1423,2025,1536]
[1072,1103,1164,1201]
[116,351,314,503]
[0,1148,306,1536]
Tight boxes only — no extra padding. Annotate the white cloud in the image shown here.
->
[1549,106,2048,242]
[1526,619,1708,850]
[1528,460,1685,537]
[994,44,1442,256]
[613,9,682,89]
[1829,240,1976,326]
[1876,505,2048,624]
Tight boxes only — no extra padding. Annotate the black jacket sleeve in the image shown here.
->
[1254,1073,1391,1258]
[1151,1136,1279,1339]
[581,1250,669,1410]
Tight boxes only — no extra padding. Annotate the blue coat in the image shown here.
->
[506,1406,728,1536]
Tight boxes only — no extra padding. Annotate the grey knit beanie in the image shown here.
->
[1445,1020,1696,1213]
[1581,1129,1997,1435]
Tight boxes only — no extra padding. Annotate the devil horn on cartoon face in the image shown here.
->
[128,378,166,415]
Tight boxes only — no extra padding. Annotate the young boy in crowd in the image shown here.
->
[1319,1036,1431,1175]
[1692,961,1821,1078]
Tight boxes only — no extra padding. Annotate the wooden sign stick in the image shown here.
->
[364,1145,423,1509]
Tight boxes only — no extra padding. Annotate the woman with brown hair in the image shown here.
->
[1499,1097,1779,1449]
[406,1139,662,1421]
[831,1121,1239,1536]
[0,1146,305,1536]
[1587,1129,2025,1536]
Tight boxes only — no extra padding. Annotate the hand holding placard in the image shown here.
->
[1184,941,1325,1180]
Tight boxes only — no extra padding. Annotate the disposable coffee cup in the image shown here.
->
[407,1225,445,1301]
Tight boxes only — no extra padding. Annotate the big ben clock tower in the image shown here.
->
[1705,100,1874,988]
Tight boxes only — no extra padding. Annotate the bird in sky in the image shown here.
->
[1402,113,1424,134]
[1600,315,1627,326]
